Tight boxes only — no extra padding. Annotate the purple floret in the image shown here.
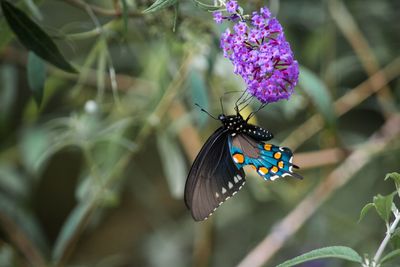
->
[226,0,238,13]
[213,11,223,24]
[213,4,299,103]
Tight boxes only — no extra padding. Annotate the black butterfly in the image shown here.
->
[184,110,302,221]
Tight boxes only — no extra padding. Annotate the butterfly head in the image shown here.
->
[218,114,226,121]
[218,113,245,134]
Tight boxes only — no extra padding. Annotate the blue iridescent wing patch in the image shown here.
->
[229,136,301,181]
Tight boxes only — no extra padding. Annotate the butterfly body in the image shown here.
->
[184,112,301,221]
[218,114,273,141]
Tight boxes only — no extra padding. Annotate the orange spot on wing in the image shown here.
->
[249,164,257,171]
[271,166,279,173]
[258,167,269,175]
[278,161,284,168]
[233,153,244,164]
[274,152,282,159]
[264,144,272,151]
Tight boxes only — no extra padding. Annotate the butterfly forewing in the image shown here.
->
[185,127,246,221]
[184,128,225,209]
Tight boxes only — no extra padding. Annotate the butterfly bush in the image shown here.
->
[214,1,299,103]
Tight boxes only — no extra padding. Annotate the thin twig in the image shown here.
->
[168,101,203,161]
[237,114,400,267]
[372,209,400,266]
[84,3,122,106]
[293,147,347,169]
[328,0,395,116]
[0,213,47,266]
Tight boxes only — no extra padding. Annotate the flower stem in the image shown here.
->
[372,211,400,266]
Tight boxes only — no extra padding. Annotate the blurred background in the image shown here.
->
[0,0,400,266]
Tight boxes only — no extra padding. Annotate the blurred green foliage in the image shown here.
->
[0,0,399,267]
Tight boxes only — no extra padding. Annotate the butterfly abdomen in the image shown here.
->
[242,124,273,141]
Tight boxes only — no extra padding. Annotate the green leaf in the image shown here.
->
[380,249,400,264]
[276,246,362,267]
[391,234,400,250]
[191,0,220,11]
[156,132,187,198]
[121,0,129,35]
[0,19,14,51]
[298,66,335,126]
[373,193,395,223]
[24,0,43,21]
[142,0,177,13]
[0,64,17,124]
[358,202,374,223]
[172,2,178,32]
[385,172,400,192]
[0,194,49,256]
[1,0,76,73]
[392,228,400,237]
[0,1,44,51]
[52,201,92,261]
[19,127,50,173]
[0,244,14,267]
[27,52,46,106]
[0,163,28,198]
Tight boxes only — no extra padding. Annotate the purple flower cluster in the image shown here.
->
[214,1,299,103]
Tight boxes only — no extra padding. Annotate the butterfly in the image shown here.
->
[184,110,302,221]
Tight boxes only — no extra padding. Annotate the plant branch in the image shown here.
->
[0,213,47,267]
[293,147,347,169]
[237,114,400,267]
[372,210,400,266]
[168,101,203,161]
[83,3,122,106]
[328,0,395,116]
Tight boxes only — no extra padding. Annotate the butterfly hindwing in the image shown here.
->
[185,127,246,221]
[229,134,302,181]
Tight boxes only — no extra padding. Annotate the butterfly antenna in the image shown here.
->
[219,96,225,114]
[239,95,254,112]
[235,90,247,112]
[195,103,218,120]
[238,92,253,109]
[234,99,239,115]
[218,90,245,114]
